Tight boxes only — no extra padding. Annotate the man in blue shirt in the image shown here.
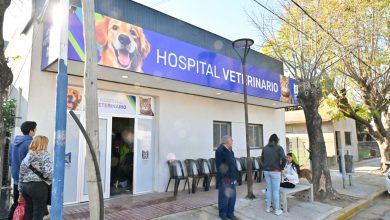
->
[8,121,37,220]
[215,135,237,220]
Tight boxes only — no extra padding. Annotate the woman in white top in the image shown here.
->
[280,153,299,188]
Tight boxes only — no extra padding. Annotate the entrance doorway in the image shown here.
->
[110,117,135,196]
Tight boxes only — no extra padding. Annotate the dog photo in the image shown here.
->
[67,87,82,111]
[280,75,292,104]
[96,16,151,72]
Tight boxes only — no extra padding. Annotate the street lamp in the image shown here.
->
[232,38,255,199]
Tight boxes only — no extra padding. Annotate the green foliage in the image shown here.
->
[358,150,370,160]
[3,99,16,136]
[355,120,367,133]
[285,106,303,111]
[10,55,21,61]
[258,0,388,137]
[319,98,344,120]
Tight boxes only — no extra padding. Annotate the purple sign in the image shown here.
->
[43,6,298,105]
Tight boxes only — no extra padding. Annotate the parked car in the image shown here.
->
[386,162,390,194]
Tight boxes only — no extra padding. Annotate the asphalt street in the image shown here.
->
[348,193,390,220]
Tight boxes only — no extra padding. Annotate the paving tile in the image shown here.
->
[63,181,266,219]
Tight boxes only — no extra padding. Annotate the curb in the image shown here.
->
[325,190,386,220]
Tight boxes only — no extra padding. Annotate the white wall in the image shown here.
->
[94,79,285,192]
[286,132,336,168]
[286,121,334,134]
[5,17,34,134]
[286,118,359,163]
[5,1,57,147]
[19,61,288,195]
[333,118,359,162]
[23,68,286,193]
[155,91,285,192]
[8,16,58,152]
[19,15,287,194]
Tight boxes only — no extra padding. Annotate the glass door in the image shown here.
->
[63,113,82,204]
[81,117,112,201]
[133,118,155,194]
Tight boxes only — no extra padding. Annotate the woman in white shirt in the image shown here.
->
[281,153,299,188]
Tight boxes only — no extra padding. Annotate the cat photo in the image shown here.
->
[139,97,154,116]
[280,75,292,104]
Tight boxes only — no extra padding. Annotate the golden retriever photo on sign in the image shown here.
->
[96,17,151,72]
[67,87,82,111]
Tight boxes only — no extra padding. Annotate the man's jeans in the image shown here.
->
[22,181,48,220]
[264,171,281,210]
[218,180,236,218]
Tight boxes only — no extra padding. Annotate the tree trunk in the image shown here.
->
[298,81,337,200]
[0,0,12,201]
[332,88,389,172]
[377,138,390,171]
[0,90,6,200]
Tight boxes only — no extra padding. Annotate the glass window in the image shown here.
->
[345,132,351,145]
[248,124,263,148]
[213,121,232,149]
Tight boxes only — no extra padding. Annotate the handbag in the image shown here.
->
[12,203,25,220]
[28,164,52,205]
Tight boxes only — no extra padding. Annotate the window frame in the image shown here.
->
[248,123,264,149]
[213,121,232,150]
[345,131,352,146]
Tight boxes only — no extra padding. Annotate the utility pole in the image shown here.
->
[81,0,102,219]
[336,131,347,188]
[51,0,69,219]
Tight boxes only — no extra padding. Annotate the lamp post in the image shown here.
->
[232,38,255,199]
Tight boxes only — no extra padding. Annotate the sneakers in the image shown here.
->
[265,207,272,213]
[274,209,283,216]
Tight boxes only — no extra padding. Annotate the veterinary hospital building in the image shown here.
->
[6,0,298,204]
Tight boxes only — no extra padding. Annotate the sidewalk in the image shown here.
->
[330,158,385,199]
[156,191,340,220]
[62,158,385,220]
[157,158,385,220]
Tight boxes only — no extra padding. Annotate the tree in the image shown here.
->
[328,0,389,171]
[0,0,12,200]
[249,0,340,199]
[1,99,15,183]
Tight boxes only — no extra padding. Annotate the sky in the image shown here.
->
[132,0,282,50]
[4,0,30,42]
[4,0,283,50]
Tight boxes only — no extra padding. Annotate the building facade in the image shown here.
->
[6,0,298,204]
[285,110,359,168]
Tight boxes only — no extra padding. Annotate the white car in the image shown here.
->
[387,162,390,194]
